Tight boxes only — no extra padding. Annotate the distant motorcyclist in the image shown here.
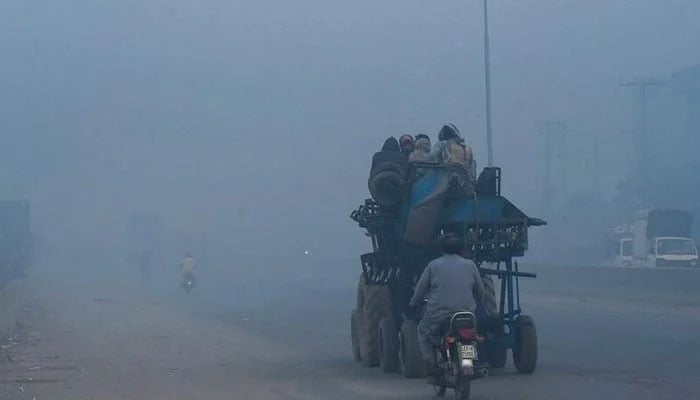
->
[179,253,198,290]
[430,124,477,196]
[409,233,485,381]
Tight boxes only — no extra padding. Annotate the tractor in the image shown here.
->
[350,165,545,377]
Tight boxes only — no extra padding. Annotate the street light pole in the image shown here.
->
[620,77,667,172]
[482,0,494,166]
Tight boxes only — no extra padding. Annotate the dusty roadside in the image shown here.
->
[4,260,700,400]
[0,272,306,400]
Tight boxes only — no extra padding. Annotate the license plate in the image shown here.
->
[459,344,475,359]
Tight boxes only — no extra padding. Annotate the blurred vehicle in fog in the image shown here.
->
[607,209,699,267]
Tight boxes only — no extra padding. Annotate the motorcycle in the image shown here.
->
[181,272,196,293]
[432,311,489,400]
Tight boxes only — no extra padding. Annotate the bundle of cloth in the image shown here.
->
[368,137,410,206]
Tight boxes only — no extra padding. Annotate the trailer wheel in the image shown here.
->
[485,324,508,368]
[399,320,426,378]
[357,277,392,367]
[378,317,399,372]
[351,310,361,362]
[487,343,508,368]
[513,315,537,374]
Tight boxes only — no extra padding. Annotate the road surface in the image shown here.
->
[1,256,699,399]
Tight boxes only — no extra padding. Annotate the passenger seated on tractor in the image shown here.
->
[409,233,486,380]
[430,124,477,197]
[409,134,432,163]
[368,137,410,206]
[399,134,415,157]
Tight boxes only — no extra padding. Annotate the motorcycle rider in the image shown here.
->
[179,252,198,288]
[409,233,485,382]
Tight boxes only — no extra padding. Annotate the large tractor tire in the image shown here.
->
[378,317,399,372]
[513,315,538,374]
[399,319,426,378]
[356,276,392,367]
[351,310,361,362]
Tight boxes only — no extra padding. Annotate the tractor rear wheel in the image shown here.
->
[351,309,361,362]
[399,319,426,378]
[356,276,392,367]
[378,317,399,372]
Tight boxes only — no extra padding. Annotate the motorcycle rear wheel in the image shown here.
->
[455,380,471,400]
[433,384,447,397]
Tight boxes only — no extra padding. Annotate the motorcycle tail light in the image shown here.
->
[457,328,477,341]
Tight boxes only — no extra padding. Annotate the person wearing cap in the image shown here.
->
[409,233,485,380]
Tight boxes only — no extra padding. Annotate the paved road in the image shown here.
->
[2,257,699,399]
[190,258,700,400]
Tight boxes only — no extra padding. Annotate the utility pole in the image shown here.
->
[536,120,567,211]
[482,0,494,167]
[579,140,602,193]
[620,77,667,170]
[670,65,700,146]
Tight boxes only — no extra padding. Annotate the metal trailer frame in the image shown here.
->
[478,261,536,349]
[351,167,545,369]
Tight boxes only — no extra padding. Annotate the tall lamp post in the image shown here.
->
[482,0,494,167]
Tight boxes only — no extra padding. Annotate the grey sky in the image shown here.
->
[1,0,698,258]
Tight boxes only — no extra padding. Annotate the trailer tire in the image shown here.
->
[481,272,498,317]
[513,315,538,374]
[357,277,392,367]
[351,309,361,362]
[399,320,426,378]
[487,341,508,368]
[378,317,399,372]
